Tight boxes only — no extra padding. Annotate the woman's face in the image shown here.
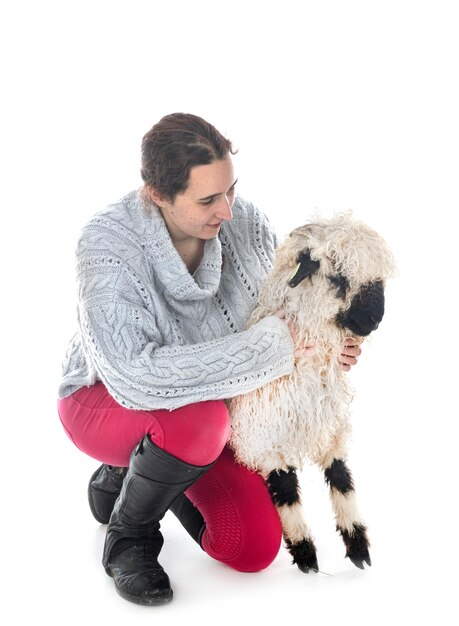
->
[149,155,237,242]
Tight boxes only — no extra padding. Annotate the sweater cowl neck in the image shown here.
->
[134,191,223,302]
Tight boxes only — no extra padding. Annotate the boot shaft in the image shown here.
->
[103,436,214,567]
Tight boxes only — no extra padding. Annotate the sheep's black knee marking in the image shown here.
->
[324,459,354,494]
[267,468,300,506]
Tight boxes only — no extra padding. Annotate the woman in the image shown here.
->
[57,113,361,606]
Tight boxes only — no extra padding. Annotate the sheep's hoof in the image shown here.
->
[339,523,372,570]
[348,551,372,570]
[285,537,319,573]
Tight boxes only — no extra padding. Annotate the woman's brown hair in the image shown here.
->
[141,113,236,202]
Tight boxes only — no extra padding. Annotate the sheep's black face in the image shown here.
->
[336,280,385,336]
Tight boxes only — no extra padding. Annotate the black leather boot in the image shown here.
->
[88,466,208,541]
[102,436,214,605]
[88,464,127,524]
[169,493,206,547]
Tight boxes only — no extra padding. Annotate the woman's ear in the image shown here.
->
[146,186,165,208]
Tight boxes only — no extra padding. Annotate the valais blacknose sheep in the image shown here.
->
[228,212,395,573]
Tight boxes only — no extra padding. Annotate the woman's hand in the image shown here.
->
[275,309,316,359]
[275,311,363,367]
[339,337,363,371]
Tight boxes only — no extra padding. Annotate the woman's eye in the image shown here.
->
[200,185,236,206]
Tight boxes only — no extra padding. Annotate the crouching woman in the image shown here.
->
[57,112,361,605]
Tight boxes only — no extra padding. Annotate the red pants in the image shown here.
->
[58,382,282,572]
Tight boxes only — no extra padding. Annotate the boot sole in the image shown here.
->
[106,569,173,605]
[114,584,173,606]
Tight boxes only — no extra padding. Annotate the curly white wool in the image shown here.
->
[228,211,396,476]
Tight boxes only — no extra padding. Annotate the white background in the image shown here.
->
[1,1,458,624]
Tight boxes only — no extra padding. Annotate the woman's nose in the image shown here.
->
[215,195,233,220]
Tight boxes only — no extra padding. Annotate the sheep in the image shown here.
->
[228,212,395,573]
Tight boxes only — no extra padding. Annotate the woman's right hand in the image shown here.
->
[274,309,316,359]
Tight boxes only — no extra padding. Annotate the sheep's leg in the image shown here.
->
[266,467,319,573]
[322,456,371,569]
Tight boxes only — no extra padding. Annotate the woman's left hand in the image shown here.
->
[339,337,363,371]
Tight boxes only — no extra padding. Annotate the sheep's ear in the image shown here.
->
[288,249,321,288]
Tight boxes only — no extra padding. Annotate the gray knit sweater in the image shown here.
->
[58,190,295,410]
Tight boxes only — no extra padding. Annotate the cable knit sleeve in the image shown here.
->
[79,298,294,410]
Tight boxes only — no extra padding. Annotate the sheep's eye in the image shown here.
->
[327,273,349,299]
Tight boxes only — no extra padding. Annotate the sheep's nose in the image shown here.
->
[336,281,385,336]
